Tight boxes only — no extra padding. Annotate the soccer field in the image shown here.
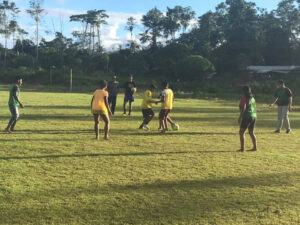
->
[0,89,299,225]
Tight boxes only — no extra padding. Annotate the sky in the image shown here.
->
[9,0,281,50]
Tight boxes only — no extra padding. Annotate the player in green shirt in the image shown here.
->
[237,86,257,152]
[269,80,292,134]
[5,77,24,133]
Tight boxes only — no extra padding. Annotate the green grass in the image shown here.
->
[0,87,299,225]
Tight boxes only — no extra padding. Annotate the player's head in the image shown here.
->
[242,85,253,99]
[149,84,156,91]
[16,76,23,86]
[129,75,134,82]
[277,79,285,88]
[162,81,169,89]
[100,80,107,89]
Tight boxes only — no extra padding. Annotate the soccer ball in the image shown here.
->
[131,87,137,94]
[172,123,179,131]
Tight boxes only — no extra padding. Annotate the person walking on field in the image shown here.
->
[237,86,258,152]
[107,75,119,115]
[5,77,24,133]
[269,79,293,134]
[91,80,112,140]
[123,75,136,116]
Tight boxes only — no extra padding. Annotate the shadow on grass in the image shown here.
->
[0,150,233,161]
[0,171,298,224]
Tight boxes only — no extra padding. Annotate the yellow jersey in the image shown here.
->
[161,89,174,110]
[92,89,109,115]
[141,90,155,109]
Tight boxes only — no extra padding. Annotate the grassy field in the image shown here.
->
[0,87,299,225]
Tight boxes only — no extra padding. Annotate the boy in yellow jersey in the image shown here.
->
[157,81,176,133]
[91,80,112,140]
[139,84,157,130]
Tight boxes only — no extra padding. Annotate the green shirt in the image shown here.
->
[240,97,257,118]
[8,84,20,106]
[274,87,292,106]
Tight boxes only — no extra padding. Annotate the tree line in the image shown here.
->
[0,0,300,85]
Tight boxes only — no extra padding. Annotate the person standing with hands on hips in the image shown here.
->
[5,77,24,133]
[123,75,136,116]
[269,79,293,134]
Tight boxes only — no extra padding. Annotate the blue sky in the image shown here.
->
[10,0,281,49]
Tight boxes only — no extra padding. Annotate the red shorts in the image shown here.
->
[159,109,171,120]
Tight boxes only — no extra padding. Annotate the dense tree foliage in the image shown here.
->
[0,0,300,85]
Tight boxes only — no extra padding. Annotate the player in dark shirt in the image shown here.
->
[107,75,119,115]
[123,75,136,116]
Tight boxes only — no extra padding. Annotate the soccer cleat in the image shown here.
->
[143,125,150,131]
[286,129,292,134]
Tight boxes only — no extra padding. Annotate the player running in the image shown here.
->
[157,81,176,133]
[91,80,112,140]
[5,77,24,133]
[139,84,157,131]
[237,86,258,152]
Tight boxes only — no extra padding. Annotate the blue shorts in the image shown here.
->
[124,95,134,103]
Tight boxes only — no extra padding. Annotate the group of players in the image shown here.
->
[5,76,293,152]
[91,75,177,140]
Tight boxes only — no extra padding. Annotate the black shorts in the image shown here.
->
[142,109,154,119]
[240,117,256,130]
[159,109,171,120]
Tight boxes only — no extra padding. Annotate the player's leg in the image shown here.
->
[128,98,133,115]
[158,110,164,131]
[282,106,291,132]
[139,109,146,129]
[6,106,17,133]
[93,114,100,140]
[167,116,175,126]
[10,107,20,131]
[123,97,128,115]
[238,128,246,152]
[276,106,283,132]
[111,96,117,115]
[164,110,170,131]
[101,114,110,140]
[248,118,257,151]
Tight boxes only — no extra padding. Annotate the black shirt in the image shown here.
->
[107,81,120,96]
[124,81,136,97]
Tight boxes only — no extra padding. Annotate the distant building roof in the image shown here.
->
[247,66,300,74]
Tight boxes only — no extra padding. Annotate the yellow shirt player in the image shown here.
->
[139,84,157,130]
[158,81,176,133]
[91,80,112,140]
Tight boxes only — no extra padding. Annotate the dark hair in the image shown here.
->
[242,86,253,100]
[162,81,169,88]
[15,76,22,82]
[277,79,284,85]
[100,80,107,89]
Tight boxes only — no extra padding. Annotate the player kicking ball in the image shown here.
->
[91,80,112,140]
[156,81,178,133]
[139,84,157,131]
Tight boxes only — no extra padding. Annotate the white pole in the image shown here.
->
[70,68,73,92]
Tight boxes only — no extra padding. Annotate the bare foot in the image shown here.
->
[104,137,110,141]
[95,136,100,141]
[248,148,258,152]
[236,149,245,152]
[5,128,12,134]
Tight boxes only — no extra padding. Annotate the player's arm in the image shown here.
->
[269,97,278,108]
[156,94,165,104]
[13,87,24,108]
[288,96,292,112]
[91,96,94,109]
[104,96,112,116]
